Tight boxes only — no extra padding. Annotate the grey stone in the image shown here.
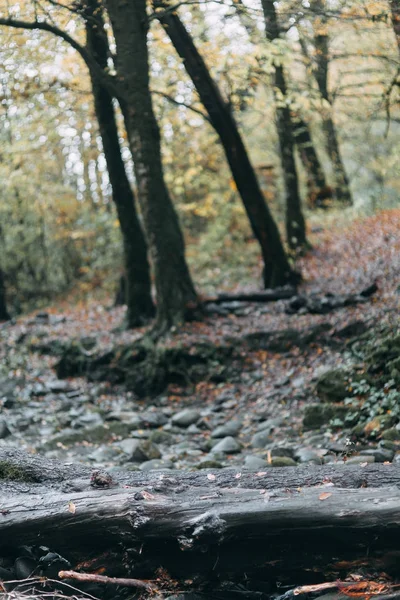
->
[119,439,161,462]
[211,436,242,454]
[149,430,175,445]
[141,412,168,428]
[270,447,295,459]
[171,409,201,428]
[251,430,271,448]
[256,417,284,432]
[303,404,348,429]
[359,448,394,463]
[139,459,174,471]
[211,420,242,438]
[294,448,324,464]
[244,455,268,469]
[271,457,297,467]
[195,460,224,469]
[315,368,350,402]
[0,420,11,439]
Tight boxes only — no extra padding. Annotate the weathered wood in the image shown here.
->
[1,449,400,588]
[203,287,296,305]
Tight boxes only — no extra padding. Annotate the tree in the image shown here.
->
[390,0,400,54]
[153,0,297,287]
[104,0,198,332]
[0,268,10,321]
[84,0,154,327]
[260,0,308,251]
[0,0,198,333]
[299,0,353,205]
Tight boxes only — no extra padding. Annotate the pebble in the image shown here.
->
[171,409,201,427]
[345,455,375,464]
[270,457,297,467]
[211,420,242,438]
[244,455,269,469]
[211,436,242,454]
[119,439,161,462]
[0,420,11,439]
[359,448,394,463]
[251,430,271,448]
[139,459,174,471]
[294,448,324,465]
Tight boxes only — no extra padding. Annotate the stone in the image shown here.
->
[294,448,323,465]
[149,430,175,445]
[381,427,400,441]
[315,369,350,403]
[270,457,297,467]
[256,417,284,432]
[211,436,242,454]
[270,447,295,459]
[303,404,348,430]
[244,455,269,469]
[141,412,168,428]
[0,420,11,439]
[251,430,272,448]
[171,409,201,428]
[359,448,394,463]
[119,439,161,462]
[139,459,174,471]
[211,420,242,438]
[195,460,224,469]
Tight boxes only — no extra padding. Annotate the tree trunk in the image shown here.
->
[104,0,197,332]
[391,0,400,54]
[0,268,10,321]
[292,115,333,208]
[312,0,353,205]
[84,0,155,327]
[153,0,296,287]
[261,0,308,252]
[2,450,400,593]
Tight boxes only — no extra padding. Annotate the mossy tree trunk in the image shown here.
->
[0,268,10,321]
[311,0,353,206]
[104,0,197,332]
[292,116,332,208]
[390,0,400,55]
[153,0,296,287]
[261,0,308,252]
[84,0,155,327]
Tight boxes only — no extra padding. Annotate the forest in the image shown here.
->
[0,0,400,599]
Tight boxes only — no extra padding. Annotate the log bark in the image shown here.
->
[1,449,400,589]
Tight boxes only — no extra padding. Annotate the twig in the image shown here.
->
[58,570,158,594]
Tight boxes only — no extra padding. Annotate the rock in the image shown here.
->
[119,439,161,462]
[87,446,121,463]
[105,411,142,428]
[72,412,103,429]
[141,412,169,428]
[270,447,295,459]
[363,415,395,438]
[345,455,375,464]
[251,430,271,448]
[211,420,242,438]
[195,460,224,469]
[315,369,350,402]
[211,436,242,454]
[270,457,297,467]
[294,448,323,465]
[0,420,11,439]
[244,455,268,469]
[303,404,348,430]
[256,417,284,432]
[359,448,394,463]
[381,428,400,441]
[139,459,174,471]
[47,380,74,393]
[171,409,201,428]
[149,430,175,445]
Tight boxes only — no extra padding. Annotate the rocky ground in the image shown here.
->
[1,210,400,477]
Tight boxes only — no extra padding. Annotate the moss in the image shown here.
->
[0,461,38,482]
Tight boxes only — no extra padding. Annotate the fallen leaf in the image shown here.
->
[319,492,332,501]
[207,474,216,481]
[68,501,76,514]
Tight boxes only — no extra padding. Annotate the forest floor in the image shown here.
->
[1,208,400,472]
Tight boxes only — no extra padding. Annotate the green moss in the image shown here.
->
[0,461,37,482]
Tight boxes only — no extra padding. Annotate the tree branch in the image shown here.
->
[0,16,121,99]
[152,89,211,122]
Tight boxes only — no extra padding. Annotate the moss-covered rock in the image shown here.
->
[303,404,348,430]
[315,369,350,403]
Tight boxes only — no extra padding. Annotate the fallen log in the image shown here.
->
[1,448,400,598]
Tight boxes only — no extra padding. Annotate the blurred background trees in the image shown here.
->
[0,0,398,321]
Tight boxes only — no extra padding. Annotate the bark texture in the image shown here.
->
[391,0,400,54]
[0,268,10,321]
[105,0,197,332]
[292,116,332,208]
[1,449,400,589]
[84,0,155,327]
[312,0,353,205]
[154,0,296,287]
[261,0,308,251]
